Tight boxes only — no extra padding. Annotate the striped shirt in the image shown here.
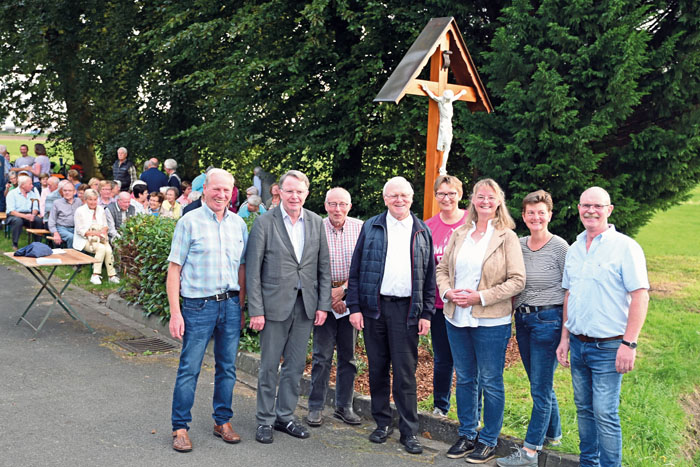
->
[168,202,248,298]
[323,216,363,283]
[515,235,568,308]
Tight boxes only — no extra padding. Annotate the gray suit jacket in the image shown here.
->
[246,206,332,321]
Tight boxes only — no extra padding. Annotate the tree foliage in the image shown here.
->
[1,0,699,240]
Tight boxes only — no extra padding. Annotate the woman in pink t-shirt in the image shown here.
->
[425,175,467,419]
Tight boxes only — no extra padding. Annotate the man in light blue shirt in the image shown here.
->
[6,175,43,249]
[166,168,248,453]
[556,187,649,467]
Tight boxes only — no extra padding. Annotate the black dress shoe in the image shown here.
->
[368,425,393,443]
[399,434,423,454]
[465,441,496,464]
[333,407,362,425]
[255,424,273,444]
[446,435,477,458]
[274,419,310,439]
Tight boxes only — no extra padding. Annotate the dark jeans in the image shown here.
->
[363,297,419,437]
[515,306,563,450]
[431,307,454,412]
[7,214,44,246]
[309,312,357,410]
[171,295,241,431]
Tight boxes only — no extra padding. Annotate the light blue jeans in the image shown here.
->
[55,225,75,249]
[171,295,241,431]
[446,322,511,447]
[570,335,624,467]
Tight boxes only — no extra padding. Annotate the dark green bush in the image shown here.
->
[115,214,177,320]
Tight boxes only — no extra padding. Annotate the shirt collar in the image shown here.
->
[201,200,229,222]
[387,211,413,229]
[578,224,616,243]
[468,219,495,233]
[281,203,304,222]
[325,216,344,233]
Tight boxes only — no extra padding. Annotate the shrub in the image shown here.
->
[115,214,177,320]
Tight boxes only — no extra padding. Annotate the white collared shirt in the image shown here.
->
[448,220,512,328]
[380,212,413,297]
[281,203,305,262]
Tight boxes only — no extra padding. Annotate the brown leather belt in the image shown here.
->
[572,334,623,343]
[331,281,345,288]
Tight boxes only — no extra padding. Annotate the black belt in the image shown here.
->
[380,295,410,302]
[516,304,562,314]
[572,334,623,343]
[198,290,239,301]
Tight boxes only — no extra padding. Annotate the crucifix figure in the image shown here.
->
[421,84,466,175]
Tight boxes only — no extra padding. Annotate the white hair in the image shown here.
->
[117,147,127,155]
[164,158,177,170]
[204,168,234,187]
[325,187,351,203]
[382,176,414,196]
[18,175,31,187]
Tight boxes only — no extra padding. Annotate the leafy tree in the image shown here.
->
[464,0,700,240]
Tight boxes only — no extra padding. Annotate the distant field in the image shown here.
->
[0,135,75,169]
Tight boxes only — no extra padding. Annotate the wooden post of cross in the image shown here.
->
[373,17,493,219]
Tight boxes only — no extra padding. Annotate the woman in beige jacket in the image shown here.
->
[435,178,525,463]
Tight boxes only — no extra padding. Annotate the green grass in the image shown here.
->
[0,135,76,169]
[420,185,700,466]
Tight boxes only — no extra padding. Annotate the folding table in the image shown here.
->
[5,249,99,335]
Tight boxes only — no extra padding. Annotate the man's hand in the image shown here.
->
[249,315,265,331]
[314,310,327,326]
[556,339,570,368]
[615,344,636,374]
[52,232,62,245]
[331,300,346,315]
[169,313,185,340]
[418,318,430,336]
[331,286,344,305]
[349,313,363,331]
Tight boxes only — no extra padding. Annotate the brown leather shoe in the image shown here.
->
[172,429,192,452]
[214,422,241,444]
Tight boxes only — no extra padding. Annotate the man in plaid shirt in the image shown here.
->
[306,187,364,427]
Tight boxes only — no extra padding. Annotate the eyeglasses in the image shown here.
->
[384,193,413,201]
[475,195,498,202]
[282,189,307,196]
[579,203,610,210]
[326,202,349,208]
[435,191,458,200]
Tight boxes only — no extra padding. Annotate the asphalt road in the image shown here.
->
[0,263,504,467]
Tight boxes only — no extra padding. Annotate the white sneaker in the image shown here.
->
[432,407,447,417]
[108,276,120,284]
[90,275,102,285]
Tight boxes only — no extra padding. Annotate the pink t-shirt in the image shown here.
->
[425,210,468,308]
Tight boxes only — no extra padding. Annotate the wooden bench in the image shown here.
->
[26,228,51,244]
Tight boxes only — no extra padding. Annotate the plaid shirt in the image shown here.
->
[324,216,363,283]
[168,202,248,298]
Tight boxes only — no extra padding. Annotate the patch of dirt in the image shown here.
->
[680,386,700,462]
[649,281,684,298]
[304,336,521,402]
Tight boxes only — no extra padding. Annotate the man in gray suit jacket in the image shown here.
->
[246,170,332,444]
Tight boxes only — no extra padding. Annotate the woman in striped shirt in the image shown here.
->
[496,190,568,467]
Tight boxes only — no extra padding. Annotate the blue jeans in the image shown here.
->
[570,335,623,467]
[55,225,75,249]
[515,307,563,450]
[171,295,241,431]
[431,308,454,412]
[446,321,511,447]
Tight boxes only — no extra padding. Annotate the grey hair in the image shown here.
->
[204,168,234,187]
[84,188,99,200]
[279,170,310,190]
[117,147,127,155]
[164,158,177,170]
[248,195,263,207]
[382,176,414,197]
[246,186,259,195]
[17,175,31,187]
[325,187,351,203]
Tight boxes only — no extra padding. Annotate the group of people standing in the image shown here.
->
[165,166,648,467]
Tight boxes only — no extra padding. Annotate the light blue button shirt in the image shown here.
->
[563,225,649,337]
[7,187,40,213]
[168,202,248,298]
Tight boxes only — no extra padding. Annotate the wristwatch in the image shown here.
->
[621,340,637,349]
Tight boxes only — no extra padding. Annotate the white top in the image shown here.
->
[73,204,108,251]
[447,220,512,328]
[380,212,413,297]
[280,203,305,262]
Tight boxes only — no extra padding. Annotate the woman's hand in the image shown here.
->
[446,288,481,307]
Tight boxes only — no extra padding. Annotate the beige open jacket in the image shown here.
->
[436,225,526,319]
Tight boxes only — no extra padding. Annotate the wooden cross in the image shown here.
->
[374,17,492,219]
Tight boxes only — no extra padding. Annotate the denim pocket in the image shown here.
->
[182,298,207,312]
[596,339,622,351]
[534,307,563,325]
